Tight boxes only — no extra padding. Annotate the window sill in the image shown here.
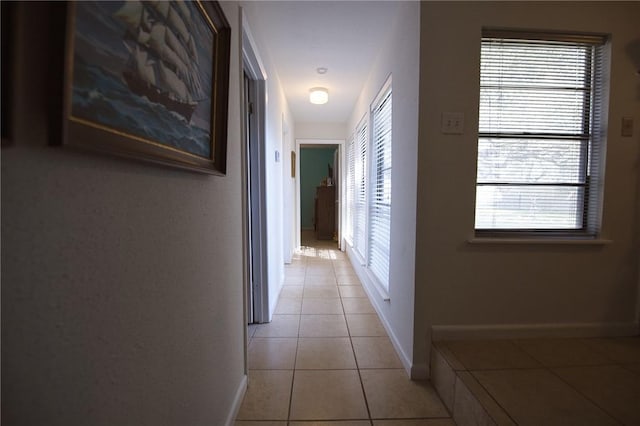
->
[369,276,391,302]
[468,237,612,245]
[345,243,390,302]
[358,257,391,302]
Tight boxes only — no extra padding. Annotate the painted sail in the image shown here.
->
[149,24,190,83]
[115,0,204,121]
[133,46,156,86]
[159,61,189,101]
[147,1,170,18]
[114,0,143,33]
[167,7,189,44]
[174,1,191,22]
[188,36,197,62]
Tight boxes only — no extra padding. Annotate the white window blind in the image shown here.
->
[475,30,607,235]
[346,135,355,244]
[353,120,368,258]
[369,87,392,288]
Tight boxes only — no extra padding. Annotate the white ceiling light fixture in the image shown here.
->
[309,87,329,105]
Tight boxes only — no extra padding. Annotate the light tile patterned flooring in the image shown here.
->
[236,235,453,426]
[434,337,640,425]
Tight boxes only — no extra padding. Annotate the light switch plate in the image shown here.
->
[621,117,633,137]
[442,112,464,134]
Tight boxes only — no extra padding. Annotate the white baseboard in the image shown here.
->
[378,309,413,377]
[345,244,419,378]
[371,298,415,377]
[431,321,640,341]
[225,374,248,426]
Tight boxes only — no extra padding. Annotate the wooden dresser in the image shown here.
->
[314,186,335,240]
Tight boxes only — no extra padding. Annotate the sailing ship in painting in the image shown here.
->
[70,1,214,158]
[115,1,205,122]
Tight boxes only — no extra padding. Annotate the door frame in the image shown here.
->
[241,9,269,325]
[295,139,346,250]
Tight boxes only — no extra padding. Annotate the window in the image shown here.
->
[353,119,368,258]
[475,30,607,236]
[345,135,355,244]
[345,79,393,295]
[369,83,392,289]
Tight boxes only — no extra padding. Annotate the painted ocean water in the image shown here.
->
[71,1,214,159]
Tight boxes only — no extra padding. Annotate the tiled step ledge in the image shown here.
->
[431,342,516,426]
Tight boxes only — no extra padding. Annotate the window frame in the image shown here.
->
[345,133,355,245]
[474,29,608,239]
[352,115,369,261]
[367,77,392,291]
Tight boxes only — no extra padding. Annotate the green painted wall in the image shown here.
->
[300,148,336,229]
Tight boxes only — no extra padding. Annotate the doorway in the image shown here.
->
[295,139,346,251]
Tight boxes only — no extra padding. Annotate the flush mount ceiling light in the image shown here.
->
[309,87,329,105]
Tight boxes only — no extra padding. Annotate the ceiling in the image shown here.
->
[241,1,403,124]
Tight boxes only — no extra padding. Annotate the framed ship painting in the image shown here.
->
[59,1,230,174]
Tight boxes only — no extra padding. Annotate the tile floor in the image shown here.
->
[236,235,453,426]
[433,336,640,425]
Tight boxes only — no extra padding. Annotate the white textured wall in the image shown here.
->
[345,1,421,376]
[282,119,295,264]
[416,1,640,366]
[1,3,246,425]
[295,122,347,141]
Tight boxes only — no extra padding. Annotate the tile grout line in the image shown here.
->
[463,369,519,426]
[337,261,374,423]
[284,259,306,424]
[545,365,624,425]
[285,327,299,424]
[444,339,520,424]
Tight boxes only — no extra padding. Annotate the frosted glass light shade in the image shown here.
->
[309,87,329,104]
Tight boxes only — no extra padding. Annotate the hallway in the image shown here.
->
[235,235,452,425]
